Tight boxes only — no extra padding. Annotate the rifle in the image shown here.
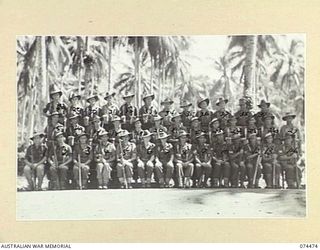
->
[52,141,60,190]
[253,149,262,187]
[118,138,128,189]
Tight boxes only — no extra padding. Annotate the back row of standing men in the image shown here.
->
[23,86,302,191]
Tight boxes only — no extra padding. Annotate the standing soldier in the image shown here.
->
[139,93,157,130]
[211,130,229,188]
[101,92,119,131]
[244,133,262,188]
[43,85,68,125]
[94,131,116,189]
[225,115,242,138]
[23,131,47,191]
[209,118,223,145]
[261,133,281,188]
[67,92,84,125]
[254,100,275,128]
[119,92,138,132]
[84,94,102,123]
[66,114,85,147]
[175,130,194,188]
[196,97,214,136]
[194,132,212,188]
[149,115,167,143]
[47,132,72,190]
[278,132,300,189]
[180,100,193,133]
[73,133,93,189]
[229,133,246,188]
[260,114,280,145]
[280,112,301,150]
[89,115,106,147]
[116,130,137,189]
[213,97,231,130]
[137,130,156,188]
[234,98,253,127]
[161,98,176,116]
[190,117,202,144]
[155,132,174,188]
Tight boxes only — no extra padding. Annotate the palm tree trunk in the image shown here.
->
[134,37,141,107]
[77,37,83,94]
[21,96,28,143]
[108,36,113,91]
[243,35,257,102]
[150,57,154,94]
[39,36,47,130]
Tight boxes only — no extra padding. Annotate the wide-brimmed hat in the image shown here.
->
[191,117,199,123]
[154,115,163,121]
[77,132,89,139]
[197,97,209,108]
[54,131,65,139]
[177,130,189,138]
[196,132,206,139]
[68,92,81,101]
[142,93,155,101]
[257,99,270,108]
[264,132,273,139]
[214,130,224,136]
[282,112,296,121]
[69,114,80,120]
[248,133,257,139]
[161,98,174,105]
[104,92,116,100]
[209,117,219,124]
[232,133,241,140]
[284,131,295,139]
[216,97,228,106]
[49,111,61,118]
[98,130,109,138]
[86,94,99,102]
[122,92,135,99]
[180,100,192,108]
[142,130,153,138]
[112,116,121,122]
[171,113,181,122]
[118,130,130,137]
[92,115,101,122]
[49,85,62,98]
[30,131,44,140]
[158,132,169,140]
[263,113,275,121]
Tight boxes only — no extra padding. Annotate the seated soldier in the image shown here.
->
[66,114,85,147]
[43,86,67,125]
[73,133,93,189]
[194,132,212,188]
[180,100,193,133]
[101,92,119,131]
[24,131,47,191]
[94,131,116,189]
[229,133,246,188]
[213,97,231,130]
[155,132,174,188]
[116,130,136,189]
[47,132,72,190]
[196,97,214,135]
[175,130,194,188]
[261,133,281,188]
[137,130,156,188]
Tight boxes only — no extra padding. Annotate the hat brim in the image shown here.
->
[180,103,192,108]
[104,93,116,100]
[258,103,270,108]
[143,94,155,101]
[50,91,62,97]
[161,100,174,105]
[87,96,99,102]
[123,94,135,99]
[282,115,296,121]
[158,135,169,140]
[78,133,89,139]
[69,95,81,100]
[197,98,209,108]
[30,133,44,140]
[216,99,229,106]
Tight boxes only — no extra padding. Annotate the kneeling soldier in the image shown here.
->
[137,130,156,188]
[155,132,174,187]
[48,132,72,190]
[73,133,93,189]
[116,130,137,189]
[194,132,212,188]
[94,131,116,189]
[24,131,47,191]
[175,130,194,188]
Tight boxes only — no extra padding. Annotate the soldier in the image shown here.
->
[225,115,242,138]
[161,98,176,116]
[159,109,172,130]
[155,132,174,188]
[73,133,93,189]
[234,98,253,127]
[23,131,47,191]
[119,92,138,132]
[44,112,65,146]
[175,130,194,188]
[260,114,280,145]
[229,133,246,188]
[137,130,156,188]
[116,130,137,189]
[67,92,84,121]
[194,132,212,188]
[84,94,102,123]
[244,133,262,188]
[149,115,167,143]
[180,100,193,133]
[196,97,214,135]
[278,132,300,189]
[139,93,157,130]
[209,118,223,145]
[261,132,281,188]
[254,100,275,128]
[101,92,119,131]
[88,115,106,147]
[43,85,68,125]
[280,112,301,148]
[244,116,259,138]
[66,114,85,147]
[213,97,231,130]
[47,132,72,190]
[94,131,116,189]
[190,117,202,144]
[211,130,230,188]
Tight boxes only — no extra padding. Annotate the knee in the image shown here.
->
[23,166,31,174]
[167,162,174,169]
[175,162,182,170]
[155,162,162,169]
[187,163,194,169]
[146,162,154,169]
[137,161,145,169]
[49,166,57,173]
[195,163,202,169]
[231,163,239,170]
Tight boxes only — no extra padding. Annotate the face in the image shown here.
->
[57,135,64,144]
[101,135,109,143]
[124,96,133,104]
[230,119,237,126]
[163,103,171,109]
[248,119,255,126]
[249,137,257,144]
[93,119,101,127]
[122,136,129,144]
[266,136,273,144]
[286,117,294,123]
[200,101,208,109]
[159,112,166,118]
[264,118,272,127]
[285,136,293,144]
[70,118,78,125]
[51,115,59,124]
[212,121,219,129]
[239,103,246,110]
[33,136,42,145]
[260,104,268,111]
[113,120,120,127]
[217,134,224,142]
[88,98,96,106]
[218,102,225,109]
[192,120,199,127]
[179,135,187,144]
[106,95,113,103]
[198,136,206,144]
[79,135,87,144]
[52,93,60,101]
[173,116,181,124]
[71,97,78,104]
[135,121,142,130]
[144,97,152,106]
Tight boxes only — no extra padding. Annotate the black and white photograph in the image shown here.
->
[16,35,306,220]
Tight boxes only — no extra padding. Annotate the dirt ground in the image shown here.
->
[16,187,306,220]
